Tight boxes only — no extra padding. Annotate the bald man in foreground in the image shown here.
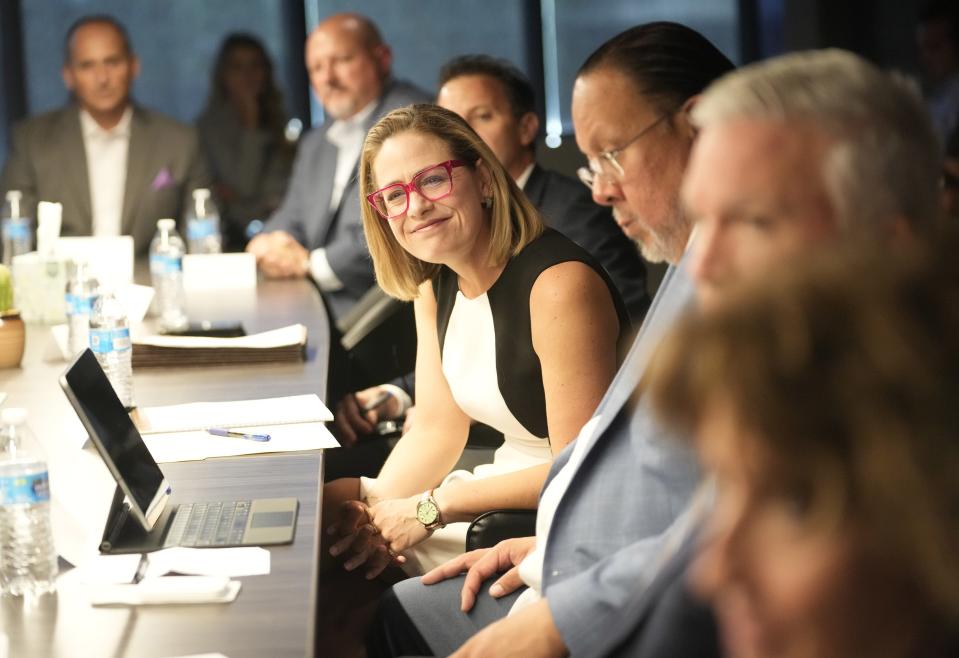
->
[247,13,427,321]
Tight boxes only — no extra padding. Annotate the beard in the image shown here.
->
[615,207,692,265]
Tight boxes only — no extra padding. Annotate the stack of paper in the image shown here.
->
[131,395,339,463]
[132,324,307,368]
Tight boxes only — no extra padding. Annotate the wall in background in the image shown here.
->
[18,1,307,126]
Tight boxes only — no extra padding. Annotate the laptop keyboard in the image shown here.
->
[164,500,252,547]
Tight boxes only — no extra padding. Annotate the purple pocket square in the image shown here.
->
[150,167,175,191]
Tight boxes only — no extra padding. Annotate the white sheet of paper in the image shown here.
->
[135,394,333,434]
[86,576,241,606]
[133,323,306,349]
[143,422,339,463]
[54,236,134,285]
[183,253,256,290]
[70,547,270,584]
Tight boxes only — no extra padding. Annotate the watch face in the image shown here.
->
[417,500,439,525]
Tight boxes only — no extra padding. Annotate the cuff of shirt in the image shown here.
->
[379,384,413,417]
[309,248,344,291]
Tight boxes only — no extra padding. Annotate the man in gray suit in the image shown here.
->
[0,15,210,255]
[365,23,734,658]
[246,13,428,322]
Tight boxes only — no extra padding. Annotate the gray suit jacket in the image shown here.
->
[524,165,650,324]
[1,103,211,254]
[540,250,701,658]
[265,79,429,321]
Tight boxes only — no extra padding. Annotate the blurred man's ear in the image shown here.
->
[676,95,700,141]
[518,111,540,149]
[373,44,393,77]
[62,66,75,92]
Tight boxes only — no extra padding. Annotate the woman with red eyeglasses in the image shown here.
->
[323,103,630,577]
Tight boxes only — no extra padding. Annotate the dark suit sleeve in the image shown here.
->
[573,201,650,324]
[0,121,39,222]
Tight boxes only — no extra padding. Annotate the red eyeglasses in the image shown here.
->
[366,159,466,220]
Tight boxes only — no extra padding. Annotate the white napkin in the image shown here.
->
[87,576,241,606]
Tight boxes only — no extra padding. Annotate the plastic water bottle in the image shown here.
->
[65,261,100,356]
[2,190,33,267]
[185,188,222,254]
[150,218,188,331]
[0,408,58,597]
[89,291,134,409]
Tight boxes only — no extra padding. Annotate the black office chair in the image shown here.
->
[466,509,537,551]
[325,285,416,404]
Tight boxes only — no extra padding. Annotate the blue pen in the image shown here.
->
[206,428,271,442]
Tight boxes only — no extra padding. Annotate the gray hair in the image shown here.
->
[692,49,942,233]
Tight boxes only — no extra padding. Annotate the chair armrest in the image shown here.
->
[465,509,537,551]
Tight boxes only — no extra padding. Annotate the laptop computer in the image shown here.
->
[59,348,299,554]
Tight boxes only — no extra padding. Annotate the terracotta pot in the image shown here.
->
[0,312,25,368]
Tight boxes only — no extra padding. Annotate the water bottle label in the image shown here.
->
[89,327,131,353]
[187,217,218,240]
[66,293,96,316]
[2,217,30,241]
[150,254,183,274]
[0,471,50,505]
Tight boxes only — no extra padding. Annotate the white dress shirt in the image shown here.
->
[309,100,378,291]
[80,107,132,237]
[515,163,535,190]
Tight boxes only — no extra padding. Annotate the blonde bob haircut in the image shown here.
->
[359,103,544,300]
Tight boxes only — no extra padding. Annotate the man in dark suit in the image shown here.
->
[437,55,650,323]
[0,15,210,255]
[246,13,428,322]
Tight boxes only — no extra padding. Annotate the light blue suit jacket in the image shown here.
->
[540,251,700,657]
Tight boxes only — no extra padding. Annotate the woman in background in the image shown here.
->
[648,241,959,658]
[197,33,294,249]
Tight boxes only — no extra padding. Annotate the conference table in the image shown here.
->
[0,273,331,658]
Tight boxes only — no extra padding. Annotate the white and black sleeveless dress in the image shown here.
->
[367,229,629,574]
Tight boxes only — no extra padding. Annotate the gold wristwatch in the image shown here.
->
[416,489,444,531]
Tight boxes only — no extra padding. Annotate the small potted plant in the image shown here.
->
[0,263,25,368]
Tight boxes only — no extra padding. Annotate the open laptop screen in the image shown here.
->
[60,349,164,521]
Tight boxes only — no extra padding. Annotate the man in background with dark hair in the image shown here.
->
[367,22,734,658]
[437,55,650,322]
[0,14,210,254]
[918,0,959,143]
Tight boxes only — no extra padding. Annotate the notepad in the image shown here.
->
[133,394,333,435]
[132,324,307,368]
[143,422,339,463]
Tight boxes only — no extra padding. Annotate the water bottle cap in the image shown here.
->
[193,188,211,201]
[1,407,27,426]
[5,190,22,202]
[157,218,176,231]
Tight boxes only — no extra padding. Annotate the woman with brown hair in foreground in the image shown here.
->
[648,240,959,658]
